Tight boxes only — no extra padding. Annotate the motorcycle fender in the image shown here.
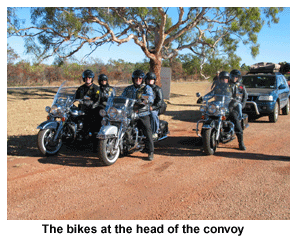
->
[37,121,58,130]
[97,125,118,139]
[202,119,215,129]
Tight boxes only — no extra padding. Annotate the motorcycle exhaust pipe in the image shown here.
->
[156,135,168,141]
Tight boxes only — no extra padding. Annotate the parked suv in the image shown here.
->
[242,72,290,122]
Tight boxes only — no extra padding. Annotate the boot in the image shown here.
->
[236,133,246,151]
[148,152,154,161]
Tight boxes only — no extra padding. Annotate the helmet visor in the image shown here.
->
[230,74,241,82]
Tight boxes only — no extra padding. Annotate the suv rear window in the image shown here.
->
[242,76,276,89]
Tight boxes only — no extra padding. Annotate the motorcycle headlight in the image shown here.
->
[50,104,58,114]
[258,95,273,101]
[99,109,107,117]
[200,106,206,113]
[208,104,218,115]
[45,106,51,113]
[50,104,64,115]
[108,107,119,119]
[57,105,63,114]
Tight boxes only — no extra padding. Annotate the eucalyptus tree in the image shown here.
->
[8,7,283,85]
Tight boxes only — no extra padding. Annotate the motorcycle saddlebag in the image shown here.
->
[159,120,168,134]
[158,101,167,115]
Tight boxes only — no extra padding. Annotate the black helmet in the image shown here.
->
[132,70,145,80]
[230,69,242,83]
[82,69,94,82]
[145,72,157,81]
[219,71,230,81]
[132,70,145,87]
[98,74,108,84]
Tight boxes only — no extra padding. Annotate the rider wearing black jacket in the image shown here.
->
[74,70,100,144]
[145,72,164,140]
[229,69,248,150]
[75,70,100,104]
[145,72,164,112]
[97,74,116,109]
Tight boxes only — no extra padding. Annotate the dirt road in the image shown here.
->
[7,116,290,220]
[7,82,290,220]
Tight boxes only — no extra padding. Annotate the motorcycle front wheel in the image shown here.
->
[37,128,63,156]
[98,138,120,166]
[202,128,217,155]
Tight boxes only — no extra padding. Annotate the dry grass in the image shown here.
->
[7,81,211,156]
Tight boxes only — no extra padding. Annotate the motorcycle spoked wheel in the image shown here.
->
[98,138,120,166]
[202,128,217,155]
[37,128,63,156]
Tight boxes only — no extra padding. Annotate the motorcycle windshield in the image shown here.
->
[52,81,75,108]
[203,81,233,110]
[110,97,136,116]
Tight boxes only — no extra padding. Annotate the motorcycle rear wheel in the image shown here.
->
[202,128,217,155]
[98,138,120,166]
[37,128,63,156]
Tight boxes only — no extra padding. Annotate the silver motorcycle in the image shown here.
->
[196,83,249,155]
[97,95,169,166]
[37,81,98,155]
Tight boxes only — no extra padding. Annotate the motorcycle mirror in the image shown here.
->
[196,92,201,97]
[197,97,203,104]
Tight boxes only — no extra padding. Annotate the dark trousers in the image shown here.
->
[138,115,154,153]
[85,107,101,134]
[229,109,243,135]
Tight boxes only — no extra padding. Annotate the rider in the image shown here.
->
[211,70,221,89]
[217,68,246,150]
[74,69,100,136]
[145,72,164,140]
[229,69,247,150]
[204,71,231,98]
[75,69,99,102]
[201,71,246,150]
[121,70,154,161]
[229,69,248,119]
[197,71,230,104]
[97,74,116,109]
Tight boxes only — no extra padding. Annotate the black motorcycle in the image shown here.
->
[37,81,100,155]
[97,95,169,166]
[196,83,249,155]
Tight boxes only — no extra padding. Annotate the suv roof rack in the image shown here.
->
[245,72,282,75]
[247,62,281,75]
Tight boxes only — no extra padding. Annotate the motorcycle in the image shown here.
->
[196,83,249,155]
[97,95,169,166]
[37,81,100,156]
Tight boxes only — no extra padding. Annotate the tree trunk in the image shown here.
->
[149,55,162,87]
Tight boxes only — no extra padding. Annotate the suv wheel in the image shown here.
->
[282,98,290,115]
[269,102,279,123]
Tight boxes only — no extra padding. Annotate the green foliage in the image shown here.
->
[8,7,283,63]
[8,7,284,83]
[7,44,19,64]
[7,52,246,86]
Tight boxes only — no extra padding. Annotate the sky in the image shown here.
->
[7,7,290,67]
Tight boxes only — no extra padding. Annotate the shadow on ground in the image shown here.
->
[8,133,289,165]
